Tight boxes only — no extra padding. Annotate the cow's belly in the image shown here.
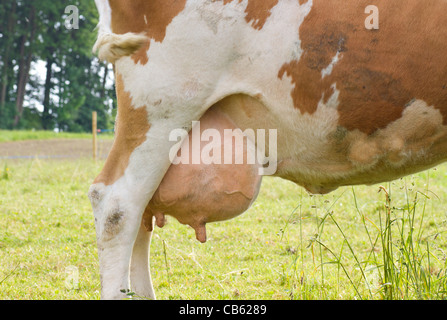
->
[213,94,447,194]
[143,106,262,243]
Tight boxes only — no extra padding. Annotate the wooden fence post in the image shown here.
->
[92,111,97,161]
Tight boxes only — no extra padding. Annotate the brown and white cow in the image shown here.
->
[90,0,447,299]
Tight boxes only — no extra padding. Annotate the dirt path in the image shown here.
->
[0,139,113,160]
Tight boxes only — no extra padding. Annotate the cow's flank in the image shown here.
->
[278,0,447,135]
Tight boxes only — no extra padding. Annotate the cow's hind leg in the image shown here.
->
[89,181,146,300]
[130,222,155,299]
[89,141,181,299]
[90,29,215,299]
[89,108,196,299]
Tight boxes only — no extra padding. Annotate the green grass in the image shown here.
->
[0,130,113,142]
[0,158,446,300]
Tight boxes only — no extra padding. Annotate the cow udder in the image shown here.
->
[143,106,263,243]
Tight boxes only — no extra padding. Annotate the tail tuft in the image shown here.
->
[93,32,148,64]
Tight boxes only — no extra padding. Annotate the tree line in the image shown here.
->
[0,0,115,132]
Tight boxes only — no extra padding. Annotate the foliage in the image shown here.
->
[0,0,115,132]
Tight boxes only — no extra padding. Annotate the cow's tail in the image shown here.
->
[93,32,147,64]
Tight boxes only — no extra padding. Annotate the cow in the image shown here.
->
[90,0,447,299]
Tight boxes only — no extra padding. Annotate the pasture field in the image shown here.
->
[0,141,446,299]
[0,130,108,142]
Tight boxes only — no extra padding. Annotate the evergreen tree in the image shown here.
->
[0,0,115,132]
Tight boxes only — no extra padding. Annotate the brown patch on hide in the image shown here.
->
[278,0,447,135]
[93,73,151,186]
[244,0,279,30]
[223,0,279,30]
[108,0,187,65]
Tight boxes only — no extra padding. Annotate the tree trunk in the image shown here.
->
[100,63,109,99]
[13,5,36,127]
[42,57,54,130]
[0,2,17,117]
[13,34,27,127]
